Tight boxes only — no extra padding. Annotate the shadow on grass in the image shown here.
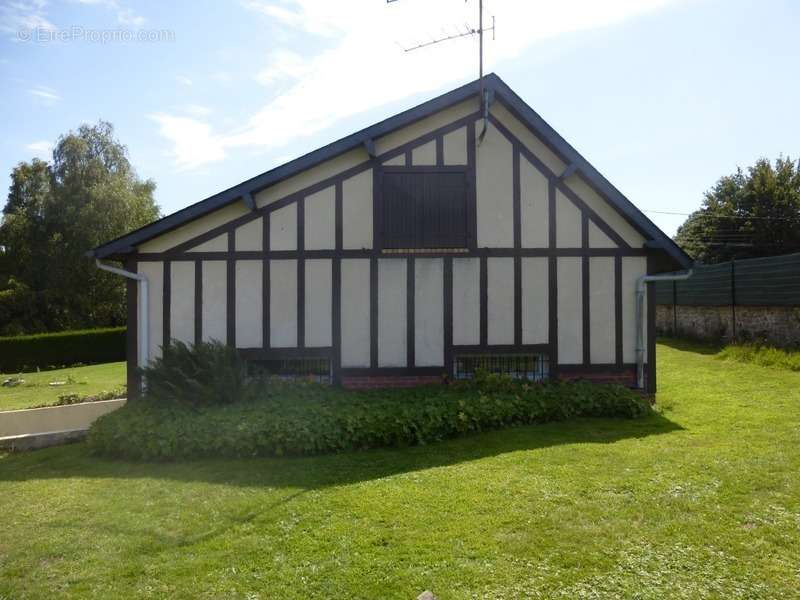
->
[0,413,682,490]
[657,336,722,356]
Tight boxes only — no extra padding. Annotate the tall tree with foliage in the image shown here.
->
[675,157,800,263]
[0,122,160,335]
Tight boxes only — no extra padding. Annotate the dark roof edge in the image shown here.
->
[93,72,691,269]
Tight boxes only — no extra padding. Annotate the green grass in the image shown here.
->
[1,341,799,598]
[0,362,126,411]
[717,342,800,371]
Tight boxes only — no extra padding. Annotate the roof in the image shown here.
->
[92,73,692,269]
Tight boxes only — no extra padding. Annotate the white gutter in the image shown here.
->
[95,259,149,370]
[635,269,693,389]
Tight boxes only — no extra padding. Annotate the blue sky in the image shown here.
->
[1,0,798,236]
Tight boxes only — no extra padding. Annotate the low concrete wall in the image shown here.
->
[656,304,800,346]
[0,398,126,438]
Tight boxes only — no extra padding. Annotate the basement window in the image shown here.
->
[454,354,550,382]
[250,358,332,384]
[382,170,469,249]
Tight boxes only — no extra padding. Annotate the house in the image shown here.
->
[91,73,692,396]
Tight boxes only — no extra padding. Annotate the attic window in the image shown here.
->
[381,170,469,249]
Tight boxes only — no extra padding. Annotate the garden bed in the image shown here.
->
[88,376,650,460]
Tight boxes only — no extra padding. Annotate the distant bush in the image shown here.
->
[33,387,127,409]
[0,327,126,373]
[140,340,261,408]
[717,343,800,372]
[88,373,651,461]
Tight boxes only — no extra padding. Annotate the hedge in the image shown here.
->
[0,327,126,373]
[88,376,651,461]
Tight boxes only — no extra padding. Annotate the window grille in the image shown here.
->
[453,353,550,382]
[250,358,332,384]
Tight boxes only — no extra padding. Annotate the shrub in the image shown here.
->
[0,327,126,373]
[33,387,127,409]
[140,340,261,408]
[88,376,651,461]
[717,343,800,372]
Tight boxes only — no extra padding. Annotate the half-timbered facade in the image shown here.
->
[92,74,691,395]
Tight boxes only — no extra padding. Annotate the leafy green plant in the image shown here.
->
[140,340,261,408]
[89,376,650,461]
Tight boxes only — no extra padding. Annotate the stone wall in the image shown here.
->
[656,304,800,347]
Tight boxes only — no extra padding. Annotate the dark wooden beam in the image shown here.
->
[241,191,257,211]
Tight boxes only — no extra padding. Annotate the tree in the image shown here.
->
[675,157,800,263]
[0,122,160,335]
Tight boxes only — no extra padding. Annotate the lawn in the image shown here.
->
[0,362,126,411]
[0,341,798,598]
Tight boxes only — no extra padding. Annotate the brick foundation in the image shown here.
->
[341,375,443,390]
[341,369,641,390]
[557,367,638,387]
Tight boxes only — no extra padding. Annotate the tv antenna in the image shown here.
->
[388,0,496,142]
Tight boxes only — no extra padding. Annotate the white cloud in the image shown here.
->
[73,0,145,26]
[0,0,55,37]
[253,49,314,86]
[148,113,225,170]
[176,74,193,86]
[26,140,53,157]
[29,85,60,104]
[185,104,213,118]
[156,0,679,169]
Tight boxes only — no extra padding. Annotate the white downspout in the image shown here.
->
[635,269,693,389]
[95,259,149,371]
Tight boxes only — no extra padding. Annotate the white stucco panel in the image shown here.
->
[378,258,407,367]
[304,187,335,250]
[270,259,297,348]
[443,126,467,165]
[414,258,444,366]
[589,257,615,364]
[187,233,227,252]
[476,121,514,248]
[201,260,227,345]
[452,257,480,346]
[487,257,514,345]
[557,257,582,364]
[520,156,549,248]
[588,220,617,249]
[342,169,373,250]
[521,257,548,344]
[340,259,371,367]
[270,203,297,251]
[235,260,263,349]
[235,217,263,251]
[556,190,582,248]
[305,259,332,347]
[411,140,436,166]
[170,261,195,345]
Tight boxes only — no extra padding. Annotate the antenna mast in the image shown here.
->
[390,0,495,140]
